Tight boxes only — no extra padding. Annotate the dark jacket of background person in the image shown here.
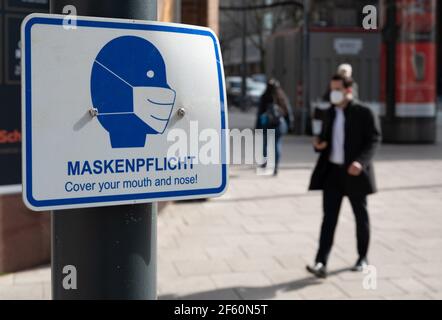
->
[257,84,293,130]
[309,101,381,195]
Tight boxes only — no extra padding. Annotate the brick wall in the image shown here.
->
[0,195,50,273]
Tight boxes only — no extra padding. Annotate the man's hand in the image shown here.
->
[313,138,328,151]
[348,161,363,176]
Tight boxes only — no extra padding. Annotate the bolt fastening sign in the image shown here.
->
[21,14,228,211]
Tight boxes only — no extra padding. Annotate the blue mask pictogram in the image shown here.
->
[91,36,176,148]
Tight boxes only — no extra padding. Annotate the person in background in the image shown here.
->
[337,63,359,101]
[306,74,380,278]
[256,79,294,176]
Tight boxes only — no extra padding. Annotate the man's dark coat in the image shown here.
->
[309,101,381,195]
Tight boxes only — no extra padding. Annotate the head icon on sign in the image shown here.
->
[91,36,176,148]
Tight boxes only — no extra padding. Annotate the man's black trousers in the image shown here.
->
[315,164,370,265]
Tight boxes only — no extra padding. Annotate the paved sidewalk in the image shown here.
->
[1,134,442,300]
[156,140,442,300]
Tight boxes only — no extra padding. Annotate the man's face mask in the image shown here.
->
[330,90,345,105]
[133,87,176,134]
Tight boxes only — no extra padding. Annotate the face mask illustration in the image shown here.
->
[91,36,176,148]
[330,90,344,105]
[133,87,176,134]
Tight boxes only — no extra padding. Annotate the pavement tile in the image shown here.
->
[159,275,216,297]
[410,262,442,277]
[158,262,181,280]
[211,272,271,289]
[242,223,289,234]
[383,293,434,300]
[159,247,210,262]
[12,268,51,285]
[334,279,405,298]
[390,278,433,294]
[227,258,283,273]
[418,277,442,292]
[0,284,45,300]
[42,283,51,300]
[373,264,419,279]
[222,235,270,246]
[237,285,303,300]
[270,290,304,300]
[206,247,247,260]
[298,282,348,300]
[173,260,231,277]
[427,292,442,300]
[264,269,315,284]
[183,289,241,300]
[0,274,14,286]
[274,255,311,270]
[241,244,311,259]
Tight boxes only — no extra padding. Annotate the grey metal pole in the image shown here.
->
[301,0,310,135]
[241,0,248,110]
[174,0,182,23]
[50,0,158,300]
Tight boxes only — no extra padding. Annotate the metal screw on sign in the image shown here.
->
[89,108,99,118]
[177,107,186,118]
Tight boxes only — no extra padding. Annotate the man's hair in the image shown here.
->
[331,74,353,88]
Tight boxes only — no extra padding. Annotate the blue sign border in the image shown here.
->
[24,16,227,208]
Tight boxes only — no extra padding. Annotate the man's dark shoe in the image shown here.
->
[351,258,369,272]
[306,263,327,278]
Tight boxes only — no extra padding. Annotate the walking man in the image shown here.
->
[307,74,381,278]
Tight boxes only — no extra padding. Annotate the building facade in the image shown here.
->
[220,0,301,76]
[159,0,219,34]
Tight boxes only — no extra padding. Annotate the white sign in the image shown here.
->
[334,38,363,55]
[21,14,228,211]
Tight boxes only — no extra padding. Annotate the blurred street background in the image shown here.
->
[2,0,442,300]
[2,107,442,300]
